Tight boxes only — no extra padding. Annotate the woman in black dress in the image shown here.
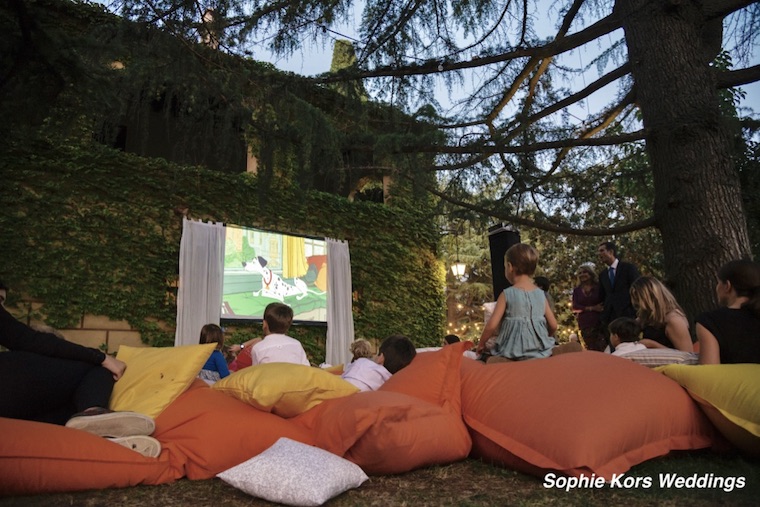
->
[696,260,760,364]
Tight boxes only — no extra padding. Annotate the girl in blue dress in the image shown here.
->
[476,243,558,361]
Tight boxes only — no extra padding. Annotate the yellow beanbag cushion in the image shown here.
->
[110,343,216,418]
[212,362,359,418]
[657,363,760,456]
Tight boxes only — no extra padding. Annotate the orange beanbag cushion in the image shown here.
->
[381,341,469,414]
[461,352,716,480]
[0,417,177,495]
[294,390,472,475]
[154,379,316,480]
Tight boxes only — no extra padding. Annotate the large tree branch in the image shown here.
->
[740,118,760,131]
[424,183,657,236]
[539,90,637,181]
[512,0,587,121]
[436,62,630,131]
[402,130,646,155]
[518,63,631,129]
[315,11,622,82]
[716,64,760,88]
[427,153,495,172]
[703,0,757,20]
[483,0,614,177]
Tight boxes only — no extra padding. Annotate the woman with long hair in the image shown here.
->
[571,263,605,351]
[696,260,760,364]
[629,276,693,352]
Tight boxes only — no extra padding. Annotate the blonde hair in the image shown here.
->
[576,264,598,284]
[629,276,685,326]
[349,339,374,362]
[505,243,539,276]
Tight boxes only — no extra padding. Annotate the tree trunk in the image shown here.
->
[618,0,751,321]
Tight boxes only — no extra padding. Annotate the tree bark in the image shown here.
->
[618,0,751,321]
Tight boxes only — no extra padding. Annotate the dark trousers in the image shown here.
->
[0,351,114,425]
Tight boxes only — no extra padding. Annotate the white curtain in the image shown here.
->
[175,218,226,346]
[325,238,354,366]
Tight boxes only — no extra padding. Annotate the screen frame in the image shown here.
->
[220,224,329,327]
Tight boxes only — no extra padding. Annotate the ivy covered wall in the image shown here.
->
[0,139,446,359]
[0,0,448,361]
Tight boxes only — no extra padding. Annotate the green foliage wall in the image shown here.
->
[0,139,445,358]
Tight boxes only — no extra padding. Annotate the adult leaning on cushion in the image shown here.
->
[0,291,158,456]
[696,260,760,364]
[629,276,694,352]
[0,303,125,424]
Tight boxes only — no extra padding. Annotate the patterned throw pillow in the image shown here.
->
[617,349,699,368]
[216,437,368,506]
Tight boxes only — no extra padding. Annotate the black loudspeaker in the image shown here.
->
[488,224,521,300]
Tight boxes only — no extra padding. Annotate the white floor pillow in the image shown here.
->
[217,437,369,506]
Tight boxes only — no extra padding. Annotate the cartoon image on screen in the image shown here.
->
[222,225,328,323]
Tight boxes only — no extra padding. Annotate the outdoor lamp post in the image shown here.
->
[451,261,466,279]
[451,232,466,281]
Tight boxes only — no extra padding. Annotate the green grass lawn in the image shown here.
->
[2,450,757,506]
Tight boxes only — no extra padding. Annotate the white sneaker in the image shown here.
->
[65,408,155,437]
[108,435,162,458]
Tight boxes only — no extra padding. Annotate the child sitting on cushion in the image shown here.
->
[198,323,230,384]
[608,317,646,357]
[228,302,309,371]
[476,243,559,362]
[341,335,416,391]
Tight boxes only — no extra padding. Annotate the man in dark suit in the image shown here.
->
[597,241,641,340]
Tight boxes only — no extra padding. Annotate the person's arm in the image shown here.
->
[639,338,667,349]
[664,311,694,352]
[228,337,262,354]
[0,306,105,365]
[477,293,506,353]
[696,323,720,364]
[571,288,583,314]
[101,354,127,380]
[544,298,558,337]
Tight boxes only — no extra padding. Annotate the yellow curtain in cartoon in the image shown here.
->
[283,235,308,278]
